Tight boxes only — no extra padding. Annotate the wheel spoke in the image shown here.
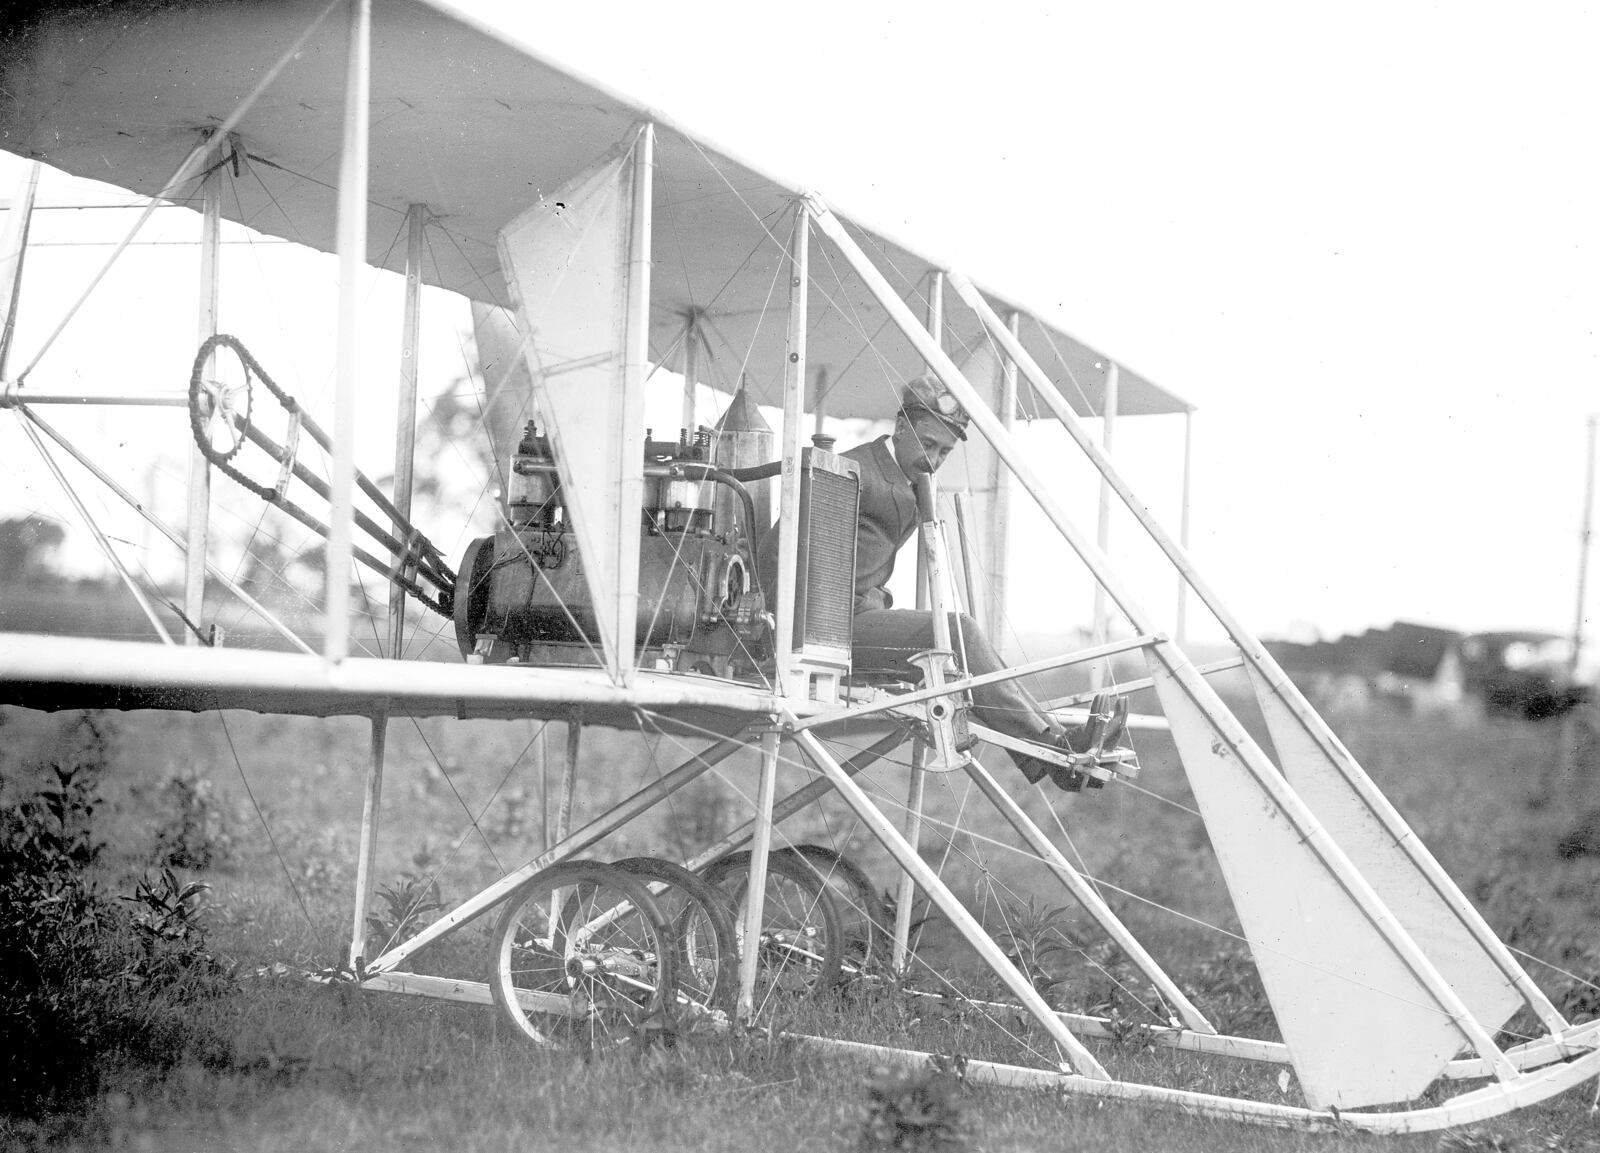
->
[699,849,845,1007]
[489,861,677,1051]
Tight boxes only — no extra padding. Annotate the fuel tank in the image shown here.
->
[712,384,772,545]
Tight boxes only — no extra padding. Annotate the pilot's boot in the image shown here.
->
[1015,753,1050,786]
[1014,724,1095,792]
[1014,692,1139,793]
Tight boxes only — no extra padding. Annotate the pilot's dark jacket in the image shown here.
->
[842,436,915,613]
[755,435,912,611]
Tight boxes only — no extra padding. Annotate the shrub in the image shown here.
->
[273,818,350,897]
[151,766,235,870]
[857,1059,968,1151]
[494,785,537,842]
[992,897,1078,1001]
[0,758,113,1106]
[1186,940,1274,1038]
[122,867,222,987]
[1551,941,1600,1022]
[0,747,230,1115]
[364,873,445,956]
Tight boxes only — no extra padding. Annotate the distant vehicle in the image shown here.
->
[1460,632,1591,720]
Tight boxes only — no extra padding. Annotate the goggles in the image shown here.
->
[901,378,969,439]
[917,390,965,420]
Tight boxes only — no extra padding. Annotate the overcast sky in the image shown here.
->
[3,1,1596,656]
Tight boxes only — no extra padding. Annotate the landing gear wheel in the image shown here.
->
[488,860,678,1053]
[699,849,845,1000]
[613,856,737,1023]
[786,844,889,980]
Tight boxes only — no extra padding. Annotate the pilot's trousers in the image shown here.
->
[850,610,1061,755]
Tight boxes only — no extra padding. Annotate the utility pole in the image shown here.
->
[1562,413,1596,792]
[1573,414,1596,685]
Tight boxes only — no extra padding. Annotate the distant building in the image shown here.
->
[1264,622,1586,721]
[1371,621,1468,716]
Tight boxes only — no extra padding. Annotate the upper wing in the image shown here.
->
[0,0,1187,422]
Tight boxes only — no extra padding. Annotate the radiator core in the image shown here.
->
[792,448,860,664]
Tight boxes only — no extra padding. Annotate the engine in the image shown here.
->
[453,423,770,679]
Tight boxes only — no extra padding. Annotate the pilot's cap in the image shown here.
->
[900,375,970,440]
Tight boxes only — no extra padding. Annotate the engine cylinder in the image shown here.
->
[456,424,768,673]
[644,429,716,535]
[506,424,562,529]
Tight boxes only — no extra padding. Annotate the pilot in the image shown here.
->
[760,375,1129,792]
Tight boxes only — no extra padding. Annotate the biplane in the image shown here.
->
[1,0,1597,1134]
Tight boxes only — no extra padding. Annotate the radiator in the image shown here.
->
[791,447,860,667]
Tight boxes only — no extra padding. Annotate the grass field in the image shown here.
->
[2,692,1598,1152]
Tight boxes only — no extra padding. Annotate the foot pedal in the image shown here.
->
[1081,694,1140,784]
[1078,691,1112,753]
[1097,696,1138,779]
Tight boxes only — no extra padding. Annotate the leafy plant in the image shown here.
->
[494,785,537,841]
[273,819,349,897]
[18,759,105,872]
[364,873,445,954]
[0,757,108,954]
[1438,1127,1520,1152]
[1185,940,1274,1037]
[125,867,209,940]
[121,867,222,988]
[152,766,235,869]
[1553,943,1600,1021]
[1089,997,1158,1053]
[858,1059,968,1151]
[0,734,230,1116]
[993,897,1078,1000]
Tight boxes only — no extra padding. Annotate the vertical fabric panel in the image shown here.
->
[1246,663,1523,1036]
[1151,655,1474,1109]
[497,138,639,680]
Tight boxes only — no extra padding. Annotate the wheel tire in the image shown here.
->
[488,860,678,1052]
[612,856,737,1022]
[787,844,889,979]
[699,849,845,1000]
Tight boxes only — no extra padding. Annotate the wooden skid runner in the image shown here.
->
[787,1033,1600,1135]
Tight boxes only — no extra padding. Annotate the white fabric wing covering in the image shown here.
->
[497,140,642,682]
[468,300,538,500]
[1244,663,1523,1038]
[1151,661,1476,1110]
[0,162,41,370]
